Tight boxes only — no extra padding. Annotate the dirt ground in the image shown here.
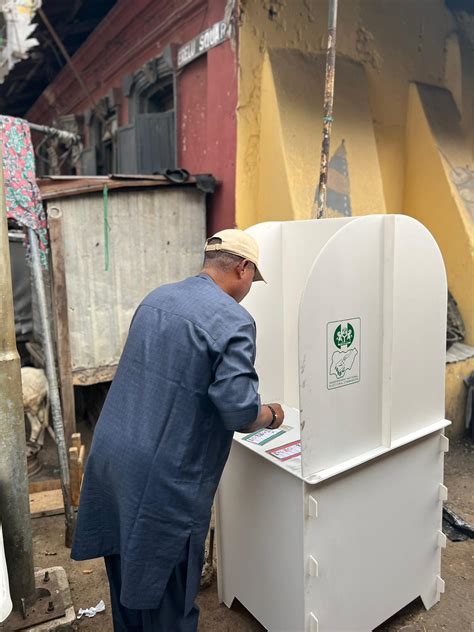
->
[31,434,473,632]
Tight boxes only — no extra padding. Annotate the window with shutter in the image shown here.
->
[136,111,175,174]
[117,124,138,174]
[118,57,177,175]
[80,147,97,175]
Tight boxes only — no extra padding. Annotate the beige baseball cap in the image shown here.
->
[204,229,266,282]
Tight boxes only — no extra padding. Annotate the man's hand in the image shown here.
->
[237,402,285,434]
[265,403,284,430]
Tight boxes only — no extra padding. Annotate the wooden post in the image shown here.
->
[48,206,76,447]
[69,432,85,507]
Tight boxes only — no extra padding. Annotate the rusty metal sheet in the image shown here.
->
[46,187,206,374]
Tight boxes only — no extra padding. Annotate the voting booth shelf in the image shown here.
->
[216,215,449,632]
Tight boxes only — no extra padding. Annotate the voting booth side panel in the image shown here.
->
[279,220,354,409]
[243,222,285,404]
[299,216,386,477]
[216,443,306,632]
[298,214,448,479]
[303,432,445,631]
[389,216,447,441]
[244,219,353,408]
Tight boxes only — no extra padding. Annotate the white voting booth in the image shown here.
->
[216,215,450,632]
[0,524,12,623]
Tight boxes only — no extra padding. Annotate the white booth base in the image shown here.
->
[216,427,448,632]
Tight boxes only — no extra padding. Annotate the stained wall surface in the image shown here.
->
[49,188,205,374]
[236,0,474,435]
[236,0,469,223]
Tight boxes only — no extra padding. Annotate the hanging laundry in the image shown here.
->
[0,115,48,267]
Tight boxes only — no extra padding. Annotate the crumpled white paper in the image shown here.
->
[77,600,106,619]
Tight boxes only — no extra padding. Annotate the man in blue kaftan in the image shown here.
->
[71,229,284,631]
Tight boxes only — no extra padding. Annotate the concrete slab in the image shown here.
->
[27,567,75,631]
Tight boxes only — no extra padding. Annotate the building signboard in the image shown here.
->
[177,20,230,69]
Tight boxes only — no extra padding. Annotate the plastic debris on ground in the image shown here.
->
[77,600,106,619]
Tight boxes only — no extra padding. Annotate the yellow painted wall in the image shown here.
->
[254,52,294,224]
[255,49,385,223]
[236,0,460,224]
[405,84,474,345]
[446,358,474,438]
[236,0,474,434]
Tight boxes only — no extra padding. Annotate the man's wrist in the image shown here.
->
[266,404,277,429]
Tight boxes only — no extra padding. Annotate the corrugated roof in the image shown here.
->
[38,174,217,199]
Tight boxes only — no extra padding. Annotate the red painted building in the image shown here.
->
[26,0,238,234]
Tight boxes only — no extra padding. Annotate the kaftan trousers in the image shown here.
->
[105,543,200,632]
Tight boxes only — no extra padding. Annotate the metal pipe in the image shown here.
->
[28,228,76,547]
[28,122,81,145]
[314,0,338,219]
[0,144,36,610]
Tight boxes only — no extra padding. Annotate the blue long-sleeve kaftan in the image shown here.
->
[71,273,261,610]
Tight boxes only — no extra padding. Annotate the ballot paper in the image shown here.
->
[243,424,290,446]
[266,440,302,461]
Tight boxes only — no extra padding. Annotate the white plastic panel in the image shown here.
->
[299,216,385,476]
[0,524,12,623]
[244,219,352,408]
[243,223,284,404]
[232,404,303,478]
[216,443,306,632]
[304,432,444,631]
[280,220,353,408]
[390,216,447,440]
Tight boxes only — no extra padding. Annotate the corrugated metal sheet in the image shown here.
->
[48,186,206,372]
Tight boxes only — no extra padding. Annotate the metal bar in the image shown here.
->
[27,122,81,145]
[27,228,76,547]
[314,0,338,219]
[0,143,36,610]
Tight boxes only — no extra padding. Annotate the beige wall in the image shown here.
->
[236,0,463,223]
[405,84,474,345]
[236,0,474,434]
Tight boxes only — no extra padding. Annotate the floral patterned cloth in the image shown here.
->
[0,115,48,267]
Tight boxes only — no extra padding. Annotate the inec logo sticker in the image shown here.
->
[327,318,360,390]
[334,323,354,349]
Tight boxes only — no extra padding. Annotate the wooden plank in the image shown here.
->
[28,478,61,494]
[71,432,81,450]
[69,446,81,507]
[72,364,117,385]
[29,489,64,518]
[39,177,203,200]
[48,207,76,447]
